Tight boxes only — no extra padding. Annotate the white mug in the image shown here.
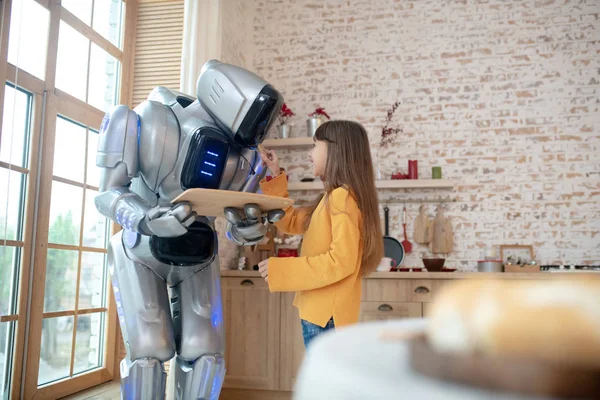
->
[377,257,394,272]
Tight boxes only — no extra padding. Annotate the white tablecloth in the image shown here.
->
[293,319,558,400]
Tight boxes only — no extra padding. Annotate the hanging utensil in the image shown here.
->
[383,206,405,268]
[401,206,412,253]
[413,204,430,244]
[429,204,453,254]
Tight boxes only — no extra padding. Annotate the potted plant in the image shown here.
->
[278,103,295,138]
[307,107,330,136]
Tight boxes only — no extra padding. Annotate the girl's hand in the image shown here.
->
[259,148,281,176]
[258,259,269,283]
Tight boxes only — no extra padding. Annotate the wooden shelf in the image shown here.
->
[262,137,314,148]
[287,179,455,191]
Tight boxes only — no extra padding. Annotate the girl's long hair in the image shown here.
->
[305,120,384,277]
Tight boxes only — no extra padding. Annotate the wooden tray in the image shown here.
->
[173,189,294,218]
[409,335,600,399]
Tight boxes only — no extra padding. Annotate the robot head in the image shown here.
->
[196,60,283,148]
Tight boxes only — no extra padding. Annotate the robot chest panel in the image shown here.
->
[180,131,230,190]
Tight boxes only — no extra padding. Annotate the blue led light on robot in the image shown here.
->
[137,115,141,151]
[200,171,213,176]
[204,161,216,167]
[100,114,110,133]
[206,151,219,157]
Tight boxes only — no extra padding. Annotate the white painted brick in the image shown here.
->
[217,0,600,268]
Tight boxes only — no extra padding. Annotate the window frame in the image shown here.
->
[0,0,135,398]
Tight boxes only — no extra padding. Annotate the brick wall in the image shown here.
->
[248,0,600,269]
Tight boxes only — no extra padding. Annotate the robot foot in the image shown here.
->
[120,358,166,400]
[173,354,225,400]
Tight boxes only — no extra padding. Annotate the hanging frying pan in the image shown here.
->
[383,206,405,268]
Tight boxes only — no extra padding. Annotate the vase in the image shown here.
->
[278,124,292,139]
[374,151,383,180]
[306,117,322,137]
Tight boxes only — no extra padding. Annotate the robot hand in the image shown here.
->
[224,204,285,246]
[140,202,197,237]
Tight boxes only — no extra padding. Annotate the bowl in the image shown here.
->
[423,258,445,271]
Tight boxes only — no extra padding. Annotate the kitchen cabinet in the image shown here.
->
[221,277,280,390]
[359,301,422,322]
[220,270,587,396]
[278,293,305,391]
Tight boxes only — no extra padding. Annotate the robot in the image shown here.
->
[95,60,284,400]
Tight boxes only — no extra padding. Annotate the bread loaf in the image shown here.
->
[426,279,600,368]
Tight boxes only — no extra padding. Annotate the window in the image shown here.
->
[38,117,109,385]
[7,0,50,80]
[62,0,124,49]
[0,84,32,398]
[1,0,130,396]
[56,0,123,112]
[56,24,121,112]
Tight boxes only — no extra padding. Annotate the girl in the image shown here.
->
[258,120,384,348]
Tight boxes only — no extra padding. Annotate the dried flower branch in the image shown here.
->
[380,101,403,147]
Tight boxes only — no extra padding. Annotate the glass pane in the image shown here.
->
[1,321,16,398]
[86,130,100,188]
[88,43,119,112]
[61,0,93,26]
[0,168,27,242]
[1,85,31,168]
[44,249,78,313]
[56,21,90,102]
[92,0,124,49]
[73,312,104,374]
[0,246,20,316]
[7,0,49,80]
[82,190,107,249]
[38,316,74,385]
[48,181,83,246]
[53,117,86,182]
[78,252,106,309]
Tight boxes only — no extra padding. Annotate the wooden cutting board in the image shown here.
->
[429,205,453,253]
[413,205,430,244]
[173,189,294,218]
[409,335,600,399]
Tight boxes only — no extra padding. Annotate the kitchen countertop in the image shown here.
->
[220,269,600,280]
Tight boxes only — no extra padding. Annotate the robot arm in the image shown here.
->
[95,105,196,237]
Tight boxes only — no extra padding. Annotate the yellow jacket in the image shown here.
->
[260,172,363,328]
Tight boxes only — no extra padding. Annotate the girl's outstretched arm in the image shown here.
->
[260,172,310,235]
[266,187,360,292]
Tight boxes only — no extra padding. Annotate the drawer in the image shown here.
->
[222,277,269,289]
[362,279,451,302]
[359,301,422,322]
[362,279,410,302]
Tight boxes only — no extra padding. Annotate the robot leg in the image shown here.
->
[170,258,225,400]
[108,232,176,399]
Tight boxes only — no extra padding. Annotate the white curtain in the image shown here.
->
[180,0,223,96]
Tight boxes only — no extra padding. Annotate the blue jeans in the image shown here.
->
[301,318,335,348]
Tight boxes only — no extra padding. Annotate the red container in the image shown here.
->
[277,248,298,258]
[408,160,418,179]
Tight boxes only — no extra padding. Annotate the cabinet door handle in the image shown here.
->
[240,279,254,286]
[378,304,393,312]
[414,286,430,293]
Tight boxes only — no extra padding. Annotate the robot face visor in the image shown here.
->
[149,221,215,266]
[235,84,283,148]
